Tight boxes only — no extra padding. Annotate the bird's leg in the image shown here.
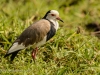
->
[32,47,38,62]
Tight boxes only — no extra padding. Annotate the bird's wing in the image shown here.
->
[6,19,51,54]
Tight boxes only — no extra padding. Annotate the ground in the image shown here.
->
[0,0,100,75]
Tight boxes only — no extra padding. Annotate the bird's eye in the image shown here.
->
[51,14,55,16]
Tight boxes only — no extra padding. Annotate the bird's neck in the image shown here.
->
[48,19,59,31]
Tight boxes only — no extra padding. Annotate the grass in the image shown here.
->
[0,0,100,75]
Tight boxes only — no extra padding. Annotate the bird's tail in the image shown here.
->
[4,42,25,61]
[4,50,20,61]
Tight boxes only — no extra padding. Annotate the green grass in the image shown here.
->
[0,0,100,75]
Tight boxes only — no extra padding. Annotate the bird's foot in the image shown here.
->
[32,47,38,62]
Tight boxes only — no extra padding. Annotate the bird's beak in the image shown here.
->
[56,17,64,22]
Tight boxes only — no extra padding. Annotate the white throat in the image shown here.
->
[48,19,59,30]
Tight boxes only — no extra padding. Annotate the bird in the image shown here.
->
[4,10,63,62]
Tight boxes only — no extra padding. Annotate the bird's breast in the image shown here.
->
[46,21,56,41]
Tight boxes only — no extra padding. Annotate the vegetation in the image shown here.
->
[0,0,100,75]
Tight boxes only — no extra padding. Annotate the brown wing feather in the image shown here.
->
[16,19,50,47]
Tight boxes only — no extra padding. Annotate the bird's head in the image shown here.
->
[43,10,63,22]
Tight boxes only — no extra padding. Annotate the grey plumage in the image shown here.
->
[4,10,63,61]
